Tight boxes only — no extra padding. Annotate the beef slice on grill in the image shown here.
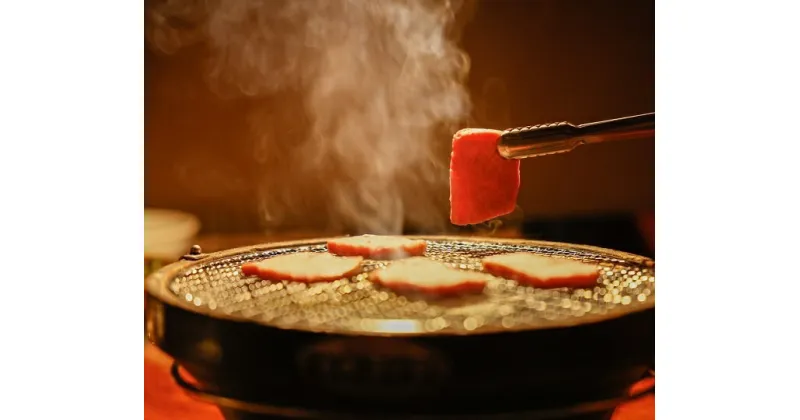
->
[482,252,599,289]
[369,257,490,296]
[241,252,363,283]
[327,235,426,260]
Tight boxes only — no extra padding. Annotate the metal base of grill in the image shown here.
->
[173,362,652,420]
[217,406,618,420]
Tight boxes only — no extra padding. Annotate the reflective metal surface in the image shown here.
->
[497,113,655,159]
[151,237,656,335]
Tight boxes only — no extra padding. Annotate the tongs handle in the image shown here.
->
[497,112,655,159]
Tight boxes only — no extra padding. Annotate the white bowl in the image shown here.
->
[144,208,201,262]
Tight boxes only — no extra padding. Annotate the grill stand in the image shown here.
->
[172,362,654,420]
[217,408,619,420]
[218,412,615,420]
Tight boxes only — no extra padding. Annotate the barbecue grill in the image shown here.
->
[145,236,655,420]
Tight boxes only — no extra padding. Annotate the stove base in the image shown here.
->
[218,407,617,420]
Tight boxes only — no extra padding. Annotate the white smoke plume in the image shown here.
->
[146,0,473,234]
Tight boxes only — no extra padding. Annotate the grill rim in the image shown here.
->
[145,235,655,337]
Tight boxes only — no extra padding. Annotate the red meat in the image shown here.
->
[241,252,363,283]
[327,235,427,260]
[369,257,490,296]
[482,253,599,289]
[449,128,521,225]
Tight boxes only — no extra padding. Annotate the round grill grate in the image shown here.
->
[167,239,655,334]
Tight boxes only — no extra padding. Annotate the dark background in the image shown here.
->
[145,0,654,256]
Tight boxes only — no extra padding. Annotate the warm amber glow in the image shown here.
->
[359,318,424,334]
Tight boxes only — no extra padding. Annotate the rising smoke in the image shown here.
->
[146,0,473,234]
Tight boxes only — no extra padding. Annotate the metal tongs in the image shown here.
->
[497,112,655,159]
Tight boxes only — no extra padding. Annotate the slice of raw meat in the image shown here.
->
[241,252,363,283]
[482,252,599,289]
[327,235,426,260]
[449,128,521,226]
[369,257,490,296]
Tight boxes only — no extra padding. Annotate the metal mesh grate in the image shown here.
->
[168,239,655,334]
